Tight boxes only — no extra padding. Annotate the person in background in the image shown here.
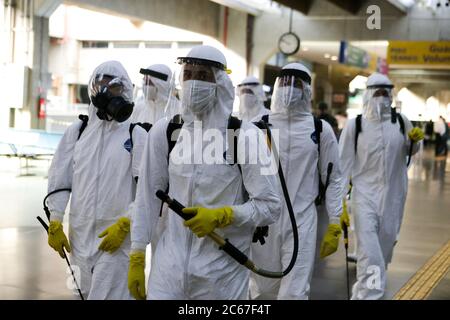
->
[424,120,434,148]
[250,63,344,300]
[339,72,424,300]
[130,64,181,125]
[434,116,448,158]
[335,111,348,141]
[318,102,339,137]
[236,76,270,122]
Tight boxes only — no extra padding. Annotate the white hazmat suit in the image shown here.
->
[250,63,343,300]
[339,73,419,300]
[131,45,281,299]
[47,61,147,299]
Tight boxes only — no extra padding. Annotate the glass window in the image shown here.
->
[177,41,203,49]
[82,41,108,48]
[112,41,140,49]
[144,41,172,49]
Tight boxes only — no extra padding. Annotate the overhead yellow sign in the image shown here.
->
[388,41,450,66]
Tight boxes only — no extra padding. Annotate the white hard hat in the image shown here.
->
[281,62,312,85]
[238,75,260,86]
[366,72,393,89]
[177,45,227,71]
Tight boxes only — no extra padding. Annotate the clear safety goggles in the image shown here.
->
[89,74,126,98]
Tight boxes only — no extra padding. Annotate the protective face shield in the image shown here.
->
[363,73,394,121]
[177,58,221,116]
[89,74,134,122]
[140,67,170,102]
[142,78,157,101]
[271,66,312,114]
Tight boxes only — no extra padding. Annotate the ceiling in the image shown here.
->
[272,0,408,15]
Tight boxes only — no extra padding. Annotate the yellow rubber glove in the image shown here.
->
[182,206,234,238]
[48,220,71,259]
[98,217,130,253]
[408,127,424,143]
[128,251,146,300]
[320,224,342,259]
[340,199,350,231]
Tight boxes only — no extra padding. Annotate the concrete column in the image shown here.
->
[25,15,50,129]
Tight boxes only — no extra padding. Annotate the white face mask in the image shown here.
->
[143,85,157,101]
[182,80,217,115]
[240,94,258,112]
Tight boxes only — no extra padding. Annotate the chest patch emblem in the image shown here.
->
[124,138,132,153]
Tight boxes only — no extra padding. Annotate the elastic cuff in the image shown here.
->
[130,249,146,256]
[329,217,340,225]
[50,212,64,222]
[131,241,148,252]
[230,204,251,227]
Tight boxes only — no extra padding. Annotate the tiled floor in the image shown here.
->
[0,146,449,300]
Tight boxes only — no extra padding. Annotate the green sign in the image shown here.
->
[339,41,370,69]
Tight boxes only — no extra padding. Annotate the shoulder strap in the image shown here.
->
[159,114,183,217]
[166,114,184,156]
[391,107,397,124]
[313,117,322,156]
[227,115,242,168]
[355,114,362,154]
[396,113,405,136]
[77,114,89,141]
[129,122,153,149]
[137,122,152,132]
[253,115,269,130]
[313,117,325,206]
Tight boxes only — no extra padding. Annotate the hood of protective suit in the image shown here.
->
[237,76,269,121]
[271,62,312,116]
[362,73,394,121]
[131,64,180,124]
[87,60,134,124]
[179,46,234,129]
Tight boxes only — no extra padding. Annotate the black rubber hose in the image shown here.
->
[43,188,71,221]
[259,121,299,277]
[40,188,85,300]
[154,119,299,278]
[406,142,414,167]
